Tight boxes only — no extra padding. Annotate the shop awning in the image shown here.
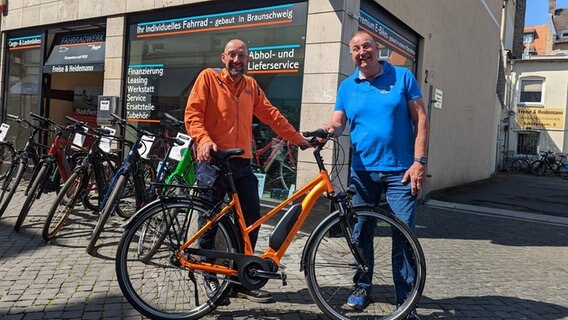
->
[44,31,105,73]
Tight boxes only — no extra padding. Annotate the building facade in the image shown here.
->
[502,0,568,161]
[0,0,511,200]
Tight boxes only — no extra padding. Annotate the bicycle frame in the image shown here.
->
[176,161,335,276]
[164,147,195,186]
[99,138,147,211]
[24,128,80,195]
[252,137,295,173]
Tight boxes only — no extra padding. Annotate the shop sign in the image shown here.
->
[8,35,42,51]
[248,44,302,74]
[516,107,565,129]
[358,10,416,60]
[133,3,306,39]
[44,31,105,73]
[125,64,164,122]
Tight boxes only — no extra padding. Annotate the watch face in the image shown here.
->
[415,157,427,164]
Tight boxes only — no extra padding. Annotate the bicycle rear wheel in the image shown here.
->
[304,206,426,320]
[116,198,237,320]
[42,171,85,241]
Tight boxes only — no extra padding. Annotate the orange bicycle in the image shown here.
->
[115,129,426,320]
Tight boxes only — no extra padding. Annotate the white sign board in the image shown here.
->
[0,123,10,142]
[140,135,156,159]
[100,127,116,154]
[254,172,266,198]
[434,88,443,109]
[168,133,192,162]
[72,127,89,150]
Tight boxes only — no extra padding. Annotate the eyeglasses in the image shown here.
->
[224,51,248,59]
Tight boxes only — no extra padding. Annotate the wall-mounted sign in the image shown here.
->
[8,35,42,51]
[132,3,306,40]
[358,10,417,60]
[44,31,106,73]
[517,107,565,129]
[434,88,443,109]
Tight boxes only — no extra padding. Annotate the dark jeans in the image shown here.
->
[349,170,417,305]
[196,158,260,255]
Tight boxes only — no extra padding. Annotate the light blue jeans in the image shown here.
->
[350,170,417,305]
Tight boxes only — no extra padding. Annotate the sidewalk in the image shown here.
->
[0,176,567,319]
[426,171,568,225]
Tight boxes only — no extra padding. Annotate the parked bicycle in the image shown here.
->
[86,113,179,254]
[0,114,46,217]
[530,151,567,176]
[251,130,297,191]
[14,113,86,232]
[0,123,16,180]
[115,129,426,320]
[42,116,118,242]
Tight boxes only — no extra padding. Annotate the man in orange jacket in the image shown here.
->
[185,39,310,304]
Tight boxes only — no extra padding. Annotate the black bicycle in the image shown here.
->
[0,114,46,217]
[14,113,86,232]
[42,116,118,242]
[86,113,182,255]
[530,151,567,176]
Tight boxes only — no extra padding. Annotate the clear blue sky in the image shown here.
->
[525,0,568,26]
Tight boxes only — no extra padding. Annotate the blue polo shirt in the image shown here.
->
[335,61,422,171]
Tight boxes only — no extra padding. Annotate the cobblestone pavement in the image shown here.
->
[0,182,567,319]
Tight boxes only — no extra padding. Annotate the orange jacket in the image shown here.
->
[184,68,304,159]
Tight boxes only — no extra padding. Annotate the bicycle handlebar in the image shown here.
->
[65,115,115,139]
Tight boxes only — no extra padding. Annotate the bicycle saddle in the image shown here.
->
[211,148,244,161]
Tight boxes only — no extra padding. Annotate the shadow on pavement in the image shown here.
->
[419,295,568,319]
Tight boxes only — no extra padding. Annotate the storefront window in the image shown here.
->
[359,1,419,72]
[126,1,307,200]
[4,34,43,146]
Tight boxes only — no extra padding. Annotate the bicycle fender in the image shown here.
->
[299,204,379,272]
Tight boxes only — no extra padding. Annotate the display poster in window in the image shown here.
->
[73,86,102,119]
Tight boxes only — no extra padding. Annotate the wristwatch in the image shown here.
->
[414,156,428,165]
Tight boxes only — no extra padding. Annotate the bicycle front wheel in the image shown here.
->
[0,143,16,181]
[0,159,26,216]
[87,174,127,255]
[15,162,51,232]
[304,207,426,320]
[116,198,238,319]
[530,160,546,176]
[42,171,85,241]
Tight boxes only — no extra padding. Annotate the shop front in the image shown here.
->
[124,1,308,201]
[2,22,106,149]
[1,0,422,202]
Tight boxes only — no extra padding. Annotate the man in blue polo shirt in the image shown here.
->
[324,31,429,320]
